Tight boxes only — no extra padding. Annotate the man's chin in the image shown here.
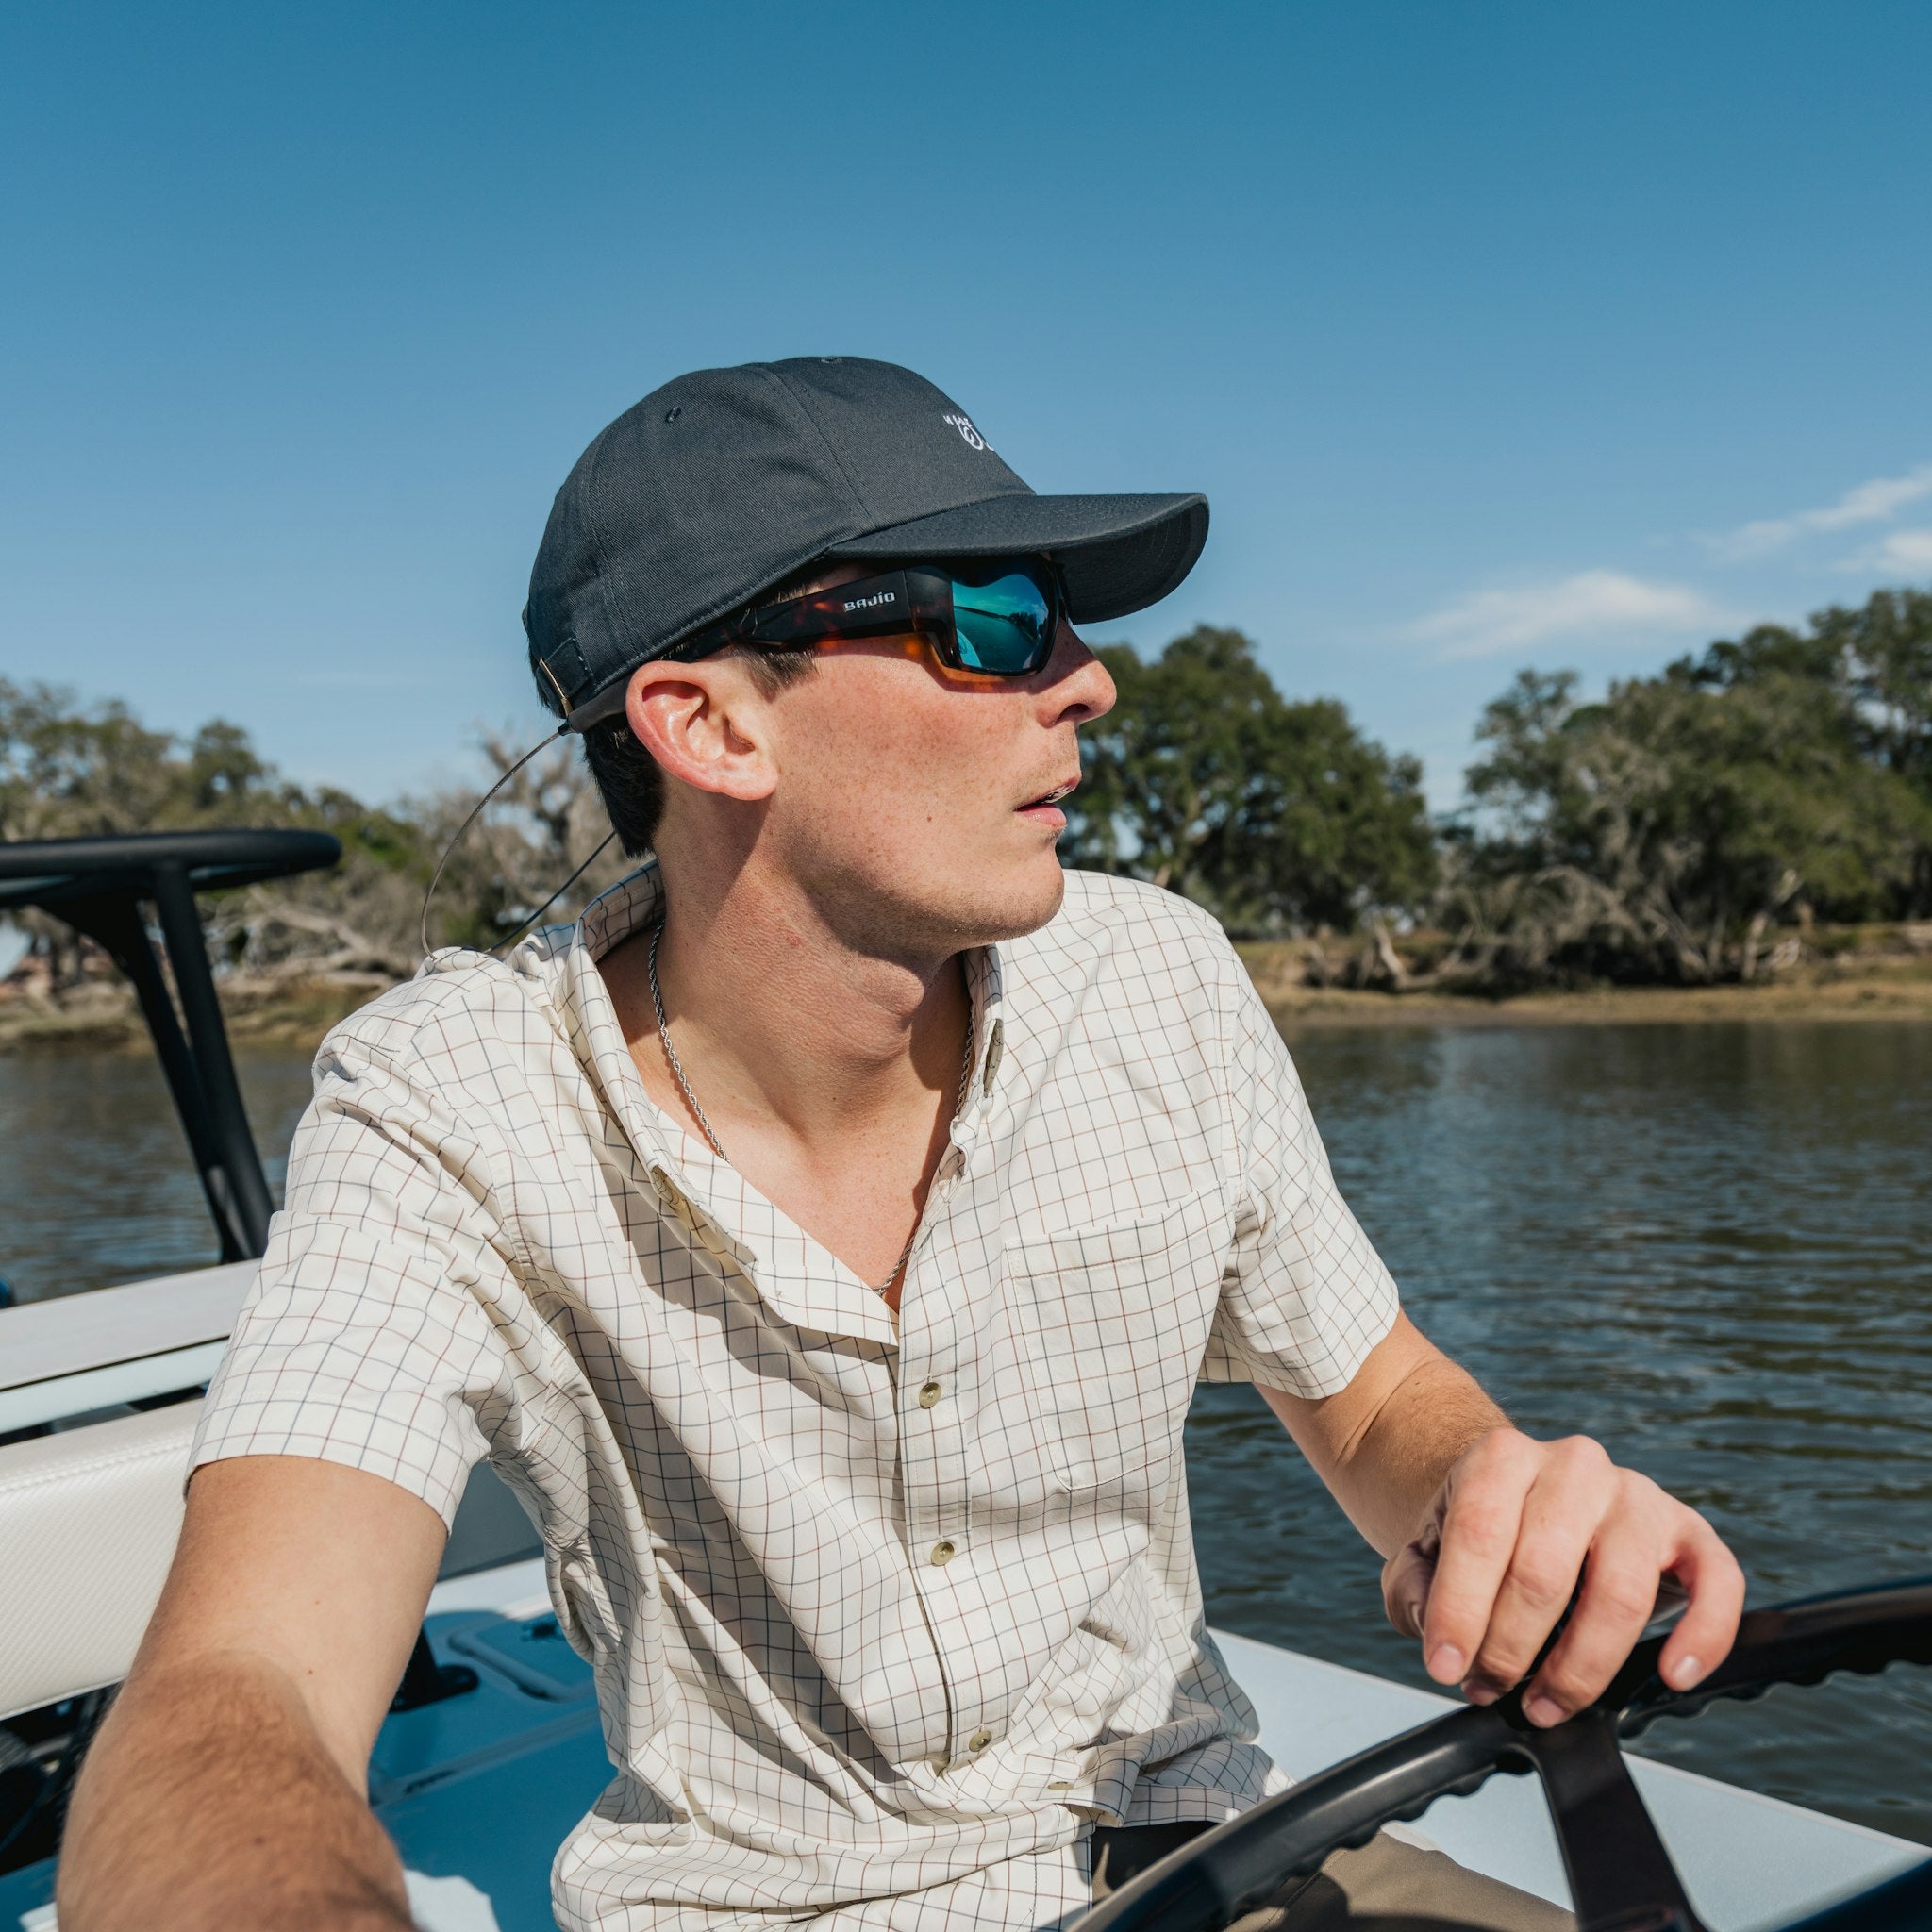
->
[958,856,1067,947]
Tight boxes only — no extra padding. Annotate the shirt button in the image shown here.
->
[1047,1779,1074,1790]
[918,1380,942,1408]
[969,1729,992,1752]
[928,1540,957,1566]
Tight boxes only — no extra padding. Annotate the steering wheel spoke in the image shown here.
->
[1522,1712,1705,1931]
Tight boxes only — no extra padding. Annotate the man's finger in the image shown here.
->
[1655,1519,1747,1692]
[1520,1515,1664,1724]
[1464,1438,1612,1701]
[1418,1434,1536,1688]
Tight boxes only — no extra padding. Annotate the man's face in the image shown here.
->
[735,561,1117,955]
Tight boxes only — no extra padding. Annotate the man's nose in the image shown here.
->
[1043,622,1116,725]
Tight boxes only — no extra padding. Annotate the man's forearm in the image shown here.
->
[58,1654,412,1932]
[1262,1331,1508,1558]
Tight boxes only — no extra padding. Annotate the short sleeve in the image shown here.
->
[191,1027,522,1529]
[1197,972,1400,1396]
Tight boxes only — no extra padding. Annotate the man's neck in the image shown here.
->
[600,841,975,1298]
[602,849,972,1164]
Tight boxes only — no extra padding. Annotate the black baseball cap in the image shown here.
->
[524,357,1208,729]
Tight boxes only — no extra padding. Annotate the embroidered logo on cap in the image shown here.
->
[941,412,991,452]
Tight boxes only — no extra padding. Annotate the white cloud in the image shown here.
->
[1411,570,1726,660]
[1716,464,1932,558]
[1867,526,1932,573]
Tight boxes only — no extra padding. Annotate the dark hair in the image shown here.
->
[582,573,824,856]
[580,711,668,858]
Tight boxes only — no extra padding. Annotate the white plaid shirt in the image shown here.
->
[192,864,1399,1932]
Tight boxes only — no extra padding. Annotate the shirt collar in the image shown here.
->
[558,862,679,1160]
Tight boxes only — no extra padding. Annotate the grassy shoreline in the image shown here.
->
[6,949,1932,1058]
[1258,967,1932,1030]
[1240,943,1932,1030]
[0,976,389,1056]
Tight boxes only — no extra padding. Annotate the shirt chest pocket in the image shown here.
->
[1002,1188,1229,1492]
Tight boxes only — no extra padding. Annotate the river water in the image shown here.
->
[2,1023,1927,1847]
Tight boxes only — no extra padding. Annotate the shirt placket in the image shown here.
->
[895,969,1007,1768]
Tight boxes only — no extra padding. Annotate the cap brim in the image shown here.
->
[828,492,1208,625]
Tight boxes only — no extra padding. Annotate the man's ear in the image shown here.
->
[623,658,777,804]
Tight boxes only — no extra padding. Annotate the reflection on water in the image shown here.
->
[1189,1023,1932,1847]
[2,1024,1927,1843]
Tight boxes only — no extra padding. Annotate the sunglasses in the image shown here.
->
[664,558,1066,679]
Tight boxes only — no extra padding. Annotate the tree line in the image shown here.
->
[1435,590,1932,986]
[4,583,1928,997]
[1064,588,1931,987]
[0,681,628,991]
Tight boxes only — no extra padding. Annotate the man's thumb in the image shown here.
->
[1382,1537,1437,1641]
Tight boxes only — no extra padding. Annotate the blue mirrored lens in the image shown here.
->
[949,569,1054,673]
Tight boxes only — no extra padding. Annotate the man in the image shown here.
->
[62,358,1743,1932]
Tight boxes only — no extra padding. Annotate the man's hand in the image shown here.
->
[1381,1427,1745,1726]
[1262,1316,1746,1731]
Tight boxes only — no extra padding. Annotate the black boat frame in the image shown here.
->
[0,828,342,1261]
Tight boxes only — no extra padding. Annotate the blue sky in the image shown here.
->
[4,1,1929,809]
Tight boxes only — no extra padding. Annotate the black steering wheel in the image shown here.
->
[1073,1577,1932,1932]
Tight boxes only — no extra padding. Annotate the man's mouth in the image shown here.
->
[1020,778,1079,811]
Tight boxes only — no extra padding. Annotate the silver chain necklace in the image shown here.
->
[647,917,973,1296]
